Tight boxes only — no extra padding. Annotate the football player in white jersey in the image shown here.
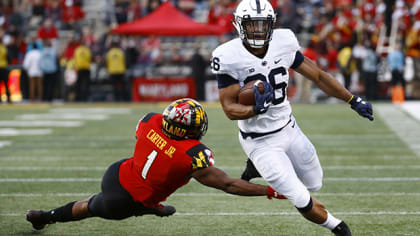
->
[211,0,374,235]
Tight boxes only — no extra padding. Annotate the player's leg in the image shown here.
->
[26,196,94,230]
[27,159,132,230]
[88,158,175,219]
[286,120,351,235]
[239,130,351,236]
[240,158,261,181]
[285,119,323,192]
[239,132,312,208]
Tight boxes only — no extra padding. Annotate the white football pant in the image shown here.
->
[239,116,323,208]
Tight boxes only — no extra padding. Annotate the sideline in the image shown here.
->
[376,103,420,156]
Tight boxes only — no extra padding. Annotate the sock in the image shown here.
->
[319,211,341,230]
[49,201,76,223]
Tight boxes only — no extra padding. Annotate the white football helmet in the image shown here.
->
[233,0,276,49]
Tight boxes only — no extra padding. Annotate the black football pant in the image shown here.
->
[88,158,149,220]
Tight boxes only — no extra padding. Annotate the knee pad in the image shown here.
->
[296,197,313,213]
[289,188,311,209]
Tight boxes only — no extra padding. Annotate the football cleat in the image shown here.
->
[240,159,261,181]
[332,221,352,236]
[137,204,176,217]
[26,210,54,230]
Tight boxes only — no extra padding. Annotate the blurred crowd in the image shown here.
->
[0,0,420,103]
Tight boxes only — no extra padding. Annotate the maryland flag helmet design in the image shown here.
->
[162,98,208,140]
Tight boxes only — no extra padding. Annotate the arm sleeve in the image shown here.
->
[291,51,304,69]
[217,74,239,89]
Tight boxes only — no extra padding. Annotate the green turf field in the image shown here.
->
[1,102,419,236]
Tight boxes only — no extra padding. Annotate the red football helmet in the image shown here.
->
[162,98,208,140]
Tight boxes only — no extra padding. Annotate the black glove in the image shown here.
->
[349,96,374,121]
[253,81,273,114]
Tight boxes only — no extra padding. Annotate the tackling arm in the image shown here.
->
[192,166,272,196]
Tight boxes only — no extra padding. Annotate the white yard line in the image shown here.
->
[376,103,420,156]
[3,211,420,217]
[2,165,420,171]
[17,113,109,120]
[0,141,12,148]
[1,177,420,182]
[50,108,132,114]
[1,192,420,197]
[0,120,84,127]
[0,178,101,182]
[402,101,420,121]
[0,128,52,136]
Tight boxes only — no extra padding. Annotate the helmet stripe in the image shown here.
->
[187,100,196,107]
[195,108,202,126]
[256,0,261,14]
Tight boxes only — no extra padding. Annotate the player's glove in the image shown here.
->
[348,95,374,121]
[267,186,287,200]
[253,81,273,115]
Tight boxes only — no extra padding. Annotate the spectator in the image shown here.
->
[337,45,356,90]
[61,0,85,30]
[106,42,128,101]
[115,1,129,24]
[294,40,317,103]
[30,0,46,28]
[39,40,58,102]
[62,33,80,64]
[177,0,195,17]
[387,42,406,95]
[74,41,92,101]
[37,18,58,40]
[189,43,207,101]
[168,45,184,63]
[127,0,143,22]
[207,0,235,34]
[6,35,20,65]
[146,0,162,14]
[361,40,379,100]
[23,43,43,102]
[275,0,301,33]
[8,11,25,34]
[405,20,420,80]
[45,0,63,29]
[81,26,94,47]
[0,37,12,104]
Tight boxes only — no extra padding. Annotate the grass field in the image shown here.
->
[1,102,420,236]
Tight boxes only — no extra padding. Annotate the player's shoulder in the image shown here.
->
[185,142,215,170]
[271,28,300,52]
[211,38,247,77]
[212,38,242,58]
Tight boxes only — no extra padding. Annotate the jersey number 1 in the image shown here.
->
[142,150,157,179]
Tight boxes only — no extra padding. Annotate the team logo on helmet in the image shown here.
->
[162,98,208,140]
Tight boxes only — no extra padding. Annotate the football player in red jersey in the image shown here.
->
[26,98,285,230]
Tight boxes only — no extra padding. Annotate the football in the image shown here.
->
[238,80,265,106]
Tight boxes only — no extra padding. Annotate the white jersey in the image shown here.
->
[211,29,301,133]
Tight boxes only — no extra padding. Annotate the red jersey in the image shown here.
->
[119,113,214,207]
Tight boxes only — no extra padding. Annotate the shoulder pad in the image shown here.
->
[136,112,157,133]
[272,29,301,52]
[211,39,243,79]
[186,144,215,170]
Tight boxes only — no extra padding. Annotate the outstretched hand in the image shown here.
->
[349,96,374,121]
[253,81,273,115]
